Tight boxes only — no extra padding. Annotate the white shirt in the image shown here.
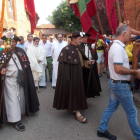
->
[24,40,33,52]
[39,40,52,57]
[84,44,92,60]
[51,40,68,64]
[108,40,131,81]
[6,54,22,77]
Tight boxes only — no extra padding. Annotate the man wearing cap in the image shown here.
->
[53,31,95,123]
[0,33,39,131]
[27,37,47,88]
[51,34,68,88]
[79,32,101,97]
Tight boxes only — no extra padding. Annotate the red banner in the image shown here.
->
[105,0,118,34]
[68,0,103,43]
[24,0,36,34]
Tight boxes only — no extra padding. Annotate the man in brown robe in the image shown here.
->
[53,31,95,123]
[79,32,102,97]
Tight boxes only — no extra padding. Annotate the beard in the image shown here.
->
[34,43,39,47]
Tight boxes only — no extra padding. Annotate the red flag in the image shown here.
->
[86,0,97,18]
[105,0,118,34]
[24,0,36,34]
[68,0,103,43]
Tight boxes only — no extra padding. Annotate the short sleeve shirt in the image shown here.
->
[108,40,131,81]
[97,39,104,53]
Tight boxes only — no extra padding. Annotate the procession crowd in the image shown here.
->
[1,23,140,140]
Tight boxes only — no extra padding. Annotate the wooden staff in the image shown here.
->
[116,0,122,23]
[0,0,6,38]
[96,10,104,35]
[131,42,140,83]
[86,33,99,95]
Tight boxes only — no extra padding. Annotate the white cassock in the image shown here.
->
[4,53,25,123]
[27,44,47,87]
[51,41,68,87]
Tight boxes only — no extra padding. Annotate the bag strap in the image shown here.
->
[11,54,20,70]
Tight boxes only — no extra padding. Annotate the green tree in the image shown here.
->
[47,0,82,33]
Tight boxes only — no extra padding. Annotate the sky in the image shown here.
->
[34,0,63,25]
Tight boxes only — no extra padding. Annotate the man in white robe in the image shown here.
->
[51,34,68,88]
[27,37,47,88]
[0,35,39,132]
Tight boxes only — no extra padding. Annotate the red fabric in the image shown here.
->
[68,0,103,43]
[24,0,36,34]
[86,0,97,18]
[80,11,93,32]
[105,0,118,34]
[68,1,81,17]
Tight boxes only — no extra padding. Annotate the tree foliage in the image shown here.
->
[47,0,82,33]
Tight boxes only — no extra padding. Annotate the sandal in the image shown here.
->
[75,115,87,123]
[13,121,25,132]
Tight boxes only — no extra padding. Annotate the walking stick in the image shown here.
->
[86,33,99,96]
[0,45,9,119]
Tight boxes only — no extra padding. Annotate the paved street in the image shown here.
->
[0,75,140,140]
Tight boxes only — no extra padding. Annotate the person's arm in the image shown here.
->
[126,47,133,58]
[131,28,140,36]
[119,22,140,36]
[101,40,107,49]
[114,65,140,78]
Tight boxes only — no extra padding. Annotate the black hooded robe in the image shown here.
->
[53,44,89,111]
[0,47,39,124]
[79,43,102,97]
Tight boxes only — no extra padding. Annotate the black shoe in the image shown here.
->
[52,86,56,89]
[13,121,25,132]
[97,131,117,140]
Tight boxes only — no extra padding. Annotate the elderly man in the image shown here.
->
[16,36,24,49]
[39,34,52,82]
[97,24,140,140]
[0,34,39,131]
[24,34,33,52]
[51,34,68,88]
[27,37,47,88]
[53,31,95,123]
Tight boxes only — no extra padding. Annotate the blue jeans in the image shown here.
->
[98,79,140,140]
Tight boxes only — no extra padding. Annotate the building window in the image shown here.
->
[8,0,14,20]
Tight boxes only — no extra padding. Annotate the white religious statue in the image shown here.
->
[51,34,68,88]
[27,37,47,88]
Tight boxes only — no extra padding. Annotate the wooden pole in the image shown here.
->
[96,10,104,35]
[116,0,122,23]
[0,0,6,38]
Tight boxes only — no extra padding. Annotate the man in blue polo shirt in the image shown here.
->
[16,36,24,49]
[97,24,140,140]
